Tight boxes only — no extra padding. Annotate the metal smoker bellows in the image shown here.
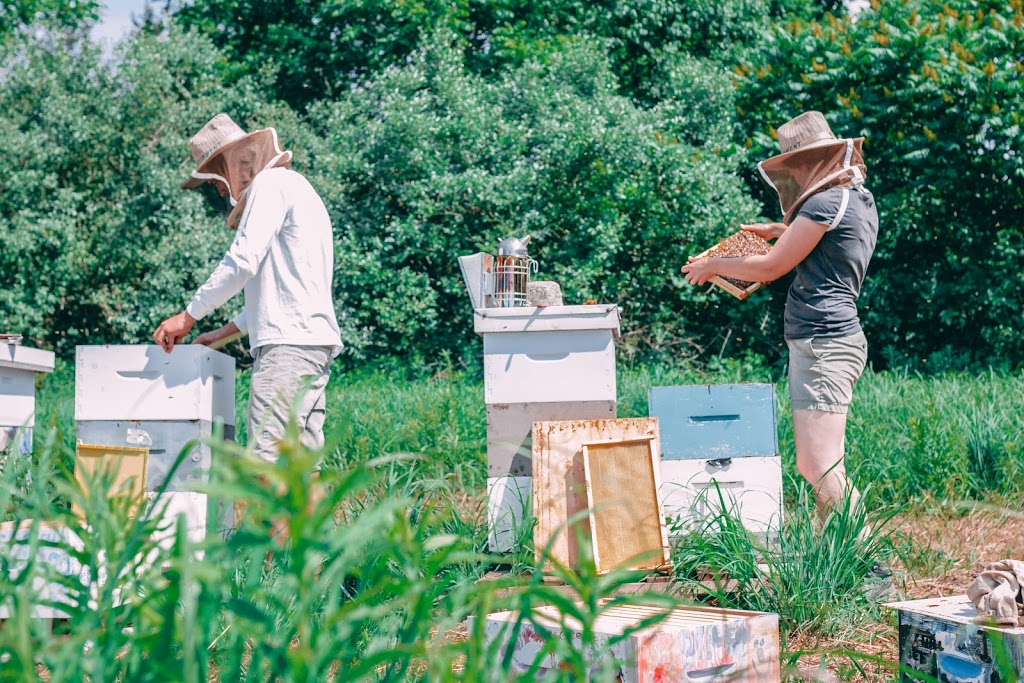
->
[494,235,538,307]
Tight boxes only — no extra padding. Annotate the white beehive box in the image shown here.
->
[0,343,55,429]
[481,599,781,681]
[486,475,531,553]
[147,491,234,552]
[886,595,1024,682]
[660,457,783,535]
[76,345,235,424]
[474,305,619,405]
[0,522,84,619]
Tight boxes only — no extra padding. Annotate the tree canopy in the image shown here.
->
[1,0,1021,372]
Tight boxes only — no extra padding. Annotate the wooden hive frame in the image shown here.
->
[532,418,660,570]
[581,436,670,574]
[73,442,149,518]
[691,230,772,300]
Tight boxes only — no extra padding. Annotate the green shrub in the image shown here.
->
[734,0,1024,371]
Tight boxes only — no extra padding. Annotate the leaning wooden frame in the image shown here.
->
[691,230,772,300]
[581,435,670,574]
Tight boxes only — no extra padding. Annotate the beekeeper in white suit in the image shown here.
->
[153,113,342,470]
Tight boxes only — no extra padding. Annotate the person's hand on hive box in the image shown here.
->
[152,311,195,353]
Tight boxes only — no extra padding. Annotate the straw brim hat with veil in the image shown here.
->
[757,111,868,225]
[182,113,293,227]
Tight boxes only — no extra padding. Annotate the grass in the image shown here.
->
[5,357,1024,680]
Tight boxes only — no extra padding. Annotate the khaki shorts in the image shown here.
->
[248,344,332,469]
[786,332,867,414]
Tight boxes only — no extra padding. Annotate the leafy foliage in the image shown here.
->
[304,37,759,363]
[734,0,1024,370]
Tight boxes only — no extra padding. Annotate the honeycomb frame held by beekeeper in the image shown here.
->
[153,113,343,473]
[682,111,880,533]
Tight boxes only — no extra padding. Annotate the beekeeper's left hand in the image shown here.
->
[681,256,718,286]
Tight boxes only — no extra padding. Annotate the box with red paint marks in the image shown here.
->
[480,599,780,681]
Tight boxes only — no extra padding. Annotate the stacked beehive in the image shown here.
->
[648,384,782,535]
[0,342,55,455]
[473,304,620,552]
[75,345,236,546]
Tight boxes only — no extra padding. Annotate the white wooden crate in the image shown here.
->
[486,476,531,553]
[0,522,84,619]
[660,456,783,535]
[75,345,235,423]
[481,599,780,681]
[0,343,55,429]
[482,329,616,404]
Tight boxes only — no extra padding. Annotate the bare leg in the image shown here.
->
[792,408,861,519]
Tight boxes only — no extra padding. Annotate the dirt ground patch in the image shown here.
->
[788,504,1024,682]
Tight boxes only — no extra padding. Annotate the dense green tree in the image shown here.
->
[0,27,275,353]
[169,0,835,109]
[303,36,761,364]
[735,0,1024,369]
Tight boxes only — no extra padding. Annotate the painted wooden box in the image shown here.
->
[77,420,234,492]
[648,384,777,461]
[147,491,234,551]
[482,600,780,682]
[0,522,84,619]
[887,595,1024,682]
[486,475,531,553]
[1,343,55,454]
[660,457,783,535]
[475,305,620,405]
[75,345,235,424]
[486,400,616,477]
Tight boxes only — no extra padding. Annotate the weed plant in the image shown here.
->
[0,414,683,681]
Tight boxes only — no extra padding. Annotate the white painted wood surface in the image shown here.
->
[0,368,38,427]
[660,456,783,535]
[0,344,54,428]
[0,522,84,619]
[0,344,55,373]
[483,329,616,404]
[75,345,235,423]
[486,476,531,553]
[473,305,620,336]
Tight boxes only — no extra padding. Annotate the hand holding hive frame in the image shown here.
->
[690,230,772,300]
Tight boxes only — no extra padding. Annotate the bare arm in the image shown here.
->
[682,216,828,285]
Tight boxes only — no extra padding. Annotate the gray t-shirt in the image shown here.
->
[784,185,879,339]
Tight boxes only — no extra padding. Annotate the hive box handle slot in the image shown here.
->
[523,352,571,362]
[116,371,161,380]
[688,414,741,423]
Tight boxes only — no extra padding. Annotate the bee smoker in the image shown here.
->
[495,235,538,307]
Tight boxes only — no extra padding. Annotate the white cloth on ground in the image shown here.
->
[185,167,343,357]
[966,559,1024,626]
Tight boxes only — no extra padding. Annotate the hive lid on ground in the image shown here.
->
[885,595,1024,634]
[0,343,55,374]
[474,304,620,336]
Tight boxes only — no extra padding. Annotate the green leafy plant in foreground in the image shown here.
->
[0,417,688,681]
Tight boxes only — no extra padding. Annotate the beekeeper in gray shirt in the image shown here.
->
[682,111,879,522]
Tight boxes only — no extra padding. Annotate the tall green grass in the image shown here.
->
[1,425,690,681]
[36,360,1024,503]
[9,358,1024,680]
